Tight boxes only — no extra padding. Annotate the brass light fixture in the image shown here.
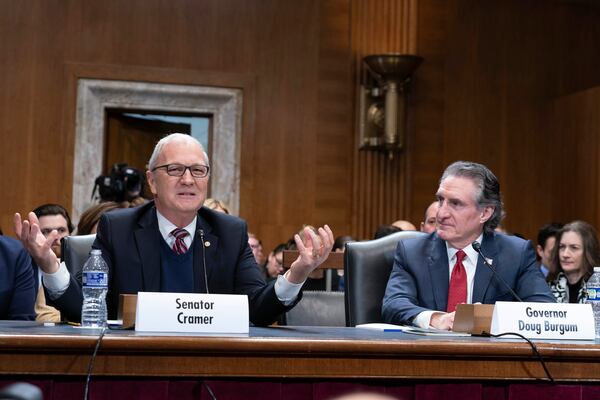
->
[357,54,423,159]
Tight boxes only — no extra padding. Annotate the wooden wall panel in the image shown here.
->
[350,0,418,240]
[552,88,600,227]
[412,0,600,241]
[3,0,600,252]
[0,0,354,255]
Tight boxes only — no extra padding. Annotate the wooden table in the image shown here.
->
[1,323,599,382]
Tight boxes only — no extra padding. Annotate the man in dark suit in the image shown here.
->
[0,236,36,320]
[16,133,334,326]
[382,161,554,330]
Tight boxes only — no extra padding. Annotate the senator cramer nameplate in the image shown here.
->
[135,292,249,334]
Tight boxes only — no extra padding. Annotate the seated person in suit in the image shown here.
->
[15,133,334,326]
[382,161,555,330]
[0,235,36,320]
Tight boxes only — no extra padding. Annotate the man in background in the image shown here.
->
[33,204,73,259]
[536,222,563,278]
[31,204,72,322]
[420,201,439,233]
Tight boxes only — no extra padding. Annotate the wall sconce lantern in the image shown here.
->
[358,54,423,159]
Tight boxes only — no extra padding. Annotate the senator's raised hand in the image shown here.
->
[286,225,334,284]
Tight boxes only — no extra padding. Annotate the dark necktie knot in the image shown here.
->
[171,228,189,255]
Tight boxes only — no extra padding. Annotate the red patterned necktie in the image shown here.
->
[171,228,189,255]
[447,249,467,313]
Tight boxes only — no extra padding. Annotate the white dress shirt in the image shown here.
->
[413,234,483,328]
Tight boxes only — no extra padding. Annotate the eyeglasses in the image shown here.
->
[152,163,210,178]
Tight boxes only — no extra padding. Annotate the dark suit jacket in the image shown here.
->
[52,202,294,325]
[0,236,36,320]
[382,231,555,325]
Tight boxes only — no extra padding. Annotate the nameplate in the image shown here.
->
[490,301,595,340]
[135,292,249,334]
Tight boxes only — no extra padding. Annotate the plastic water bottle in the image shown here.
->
[81,249,109,328]
[585,266,600,338]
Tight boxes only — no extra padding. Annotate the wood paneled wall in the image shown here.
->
[350,0,418,240]
[0,0,354,254]
[409,0,600,241]
[2,0,600,250]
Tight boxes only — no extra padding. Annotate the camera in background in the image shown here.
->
[92,163,144,203]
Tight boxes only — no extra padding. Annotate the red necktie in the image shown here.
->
[447,249,467,313]
[171,228,189,255]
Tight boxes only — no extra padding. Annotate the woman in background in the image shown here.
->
[548,220,600,303]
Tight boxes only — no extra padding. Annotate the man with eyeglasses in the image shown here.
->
[15,133,334,326]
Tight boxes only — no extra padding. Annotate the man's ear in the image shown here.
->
[146,170,157,196]
[536,244,544,259]
[480,206,494,224]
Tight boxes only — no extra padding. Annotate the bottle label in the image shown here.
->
[587,287,600,301]
[83,272,108,287]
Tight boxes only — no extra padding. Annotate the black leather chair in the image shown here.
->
[61,234,96,277]
[285,290,345,326]
[344,230,426,326]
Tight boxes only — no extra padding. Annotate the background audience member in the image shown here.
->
[33,204,73,259]
[32,204,73,322]
[204,198,230,214]
[391,219,416,231]
[77,202,122,235]
[127,196,147,207]
[333,235,354,291]
[0,235,36,320]
[333,235,354,252]
[536,222,564,279]
[420,201,439,233]
[264,243,286,281]
[548,221,600,303]
[248,232,265,265]
[373,224,402,240]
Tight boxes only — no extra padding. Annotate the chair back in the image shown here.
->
[285,290,345,326]
[61,234,96,278]
[344,230,427,326]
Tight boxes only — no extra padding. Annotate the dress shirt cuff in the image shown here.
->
[274,273,304,306]
[413,310,436,329]
[42,261,71,299]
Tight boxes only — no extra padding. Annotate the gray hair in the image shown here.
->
[440,161,505,232]
[147,133,210,170]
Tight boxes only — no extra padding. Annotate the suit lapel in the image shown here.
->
[428,235,450,311]
[472,232,498,303]
[134,206,162,292]
[194,214,219,292]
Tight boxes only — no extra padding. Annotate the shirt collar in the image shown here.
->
[446,233,483,263]
[156,209,197,242]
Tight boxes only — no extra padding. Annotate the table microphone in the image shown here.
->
[471,241,523,302]
[198,229,210,294]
